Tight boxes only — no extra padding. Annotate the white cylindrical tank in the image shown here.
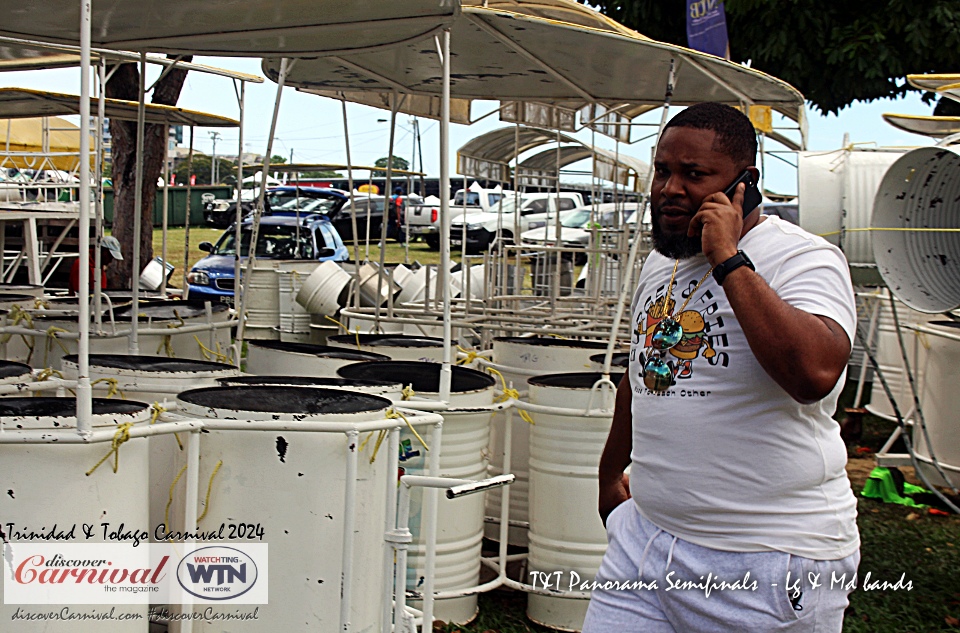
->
[0,360,32,390]
[486,336,609,546]
[871,145,960,313]
[798,147,906,273]
[245,340,390,377]
[216,375,404,400]
[60,354,241,538]
[0,398,151,632]
[526,372,620,631]
[176,385,392,632]
[337,361,496,625]
[326,333,445,362]
[588,352,630,373]
[914,323,960,488]
[243,264,281,339]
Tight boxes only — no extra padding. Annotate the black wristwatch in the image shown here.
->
[712,250,755,286]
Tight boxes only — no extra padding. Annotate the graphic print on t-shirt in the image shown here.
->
[633,273,726,392]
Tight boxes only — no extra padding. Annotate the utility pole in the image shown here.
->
[209,130,222,183]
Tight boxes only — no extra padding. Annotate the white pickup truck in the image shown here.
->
[406,184,514,250]
[449,191,585,253]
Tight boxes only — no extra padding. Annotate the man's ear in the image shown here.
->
[746,166,760,184]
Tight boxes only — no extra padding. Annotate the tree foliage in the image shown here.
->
[374,155,410,172]
[582,0,960,114]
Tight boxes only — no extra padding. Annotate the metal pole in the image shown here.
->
[160,125,169,296]
[238,57,289,341]
[93,58,105,331]
[233,80,245,311]
[76,0,93,435]
[338,430,359,632]
[341,98,361,279]
[380,427,400,633]
[375,92,399,330]
[420,420,443,630]
[128,51,146,354]
[438,29,452,402]
[600,59,676,376]
[182,126,194,297]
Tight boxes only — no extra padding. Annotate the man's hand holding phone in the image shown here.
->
[688,171,760,267]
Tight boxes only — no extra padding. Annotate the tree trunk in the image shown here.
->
[106,57,191,288]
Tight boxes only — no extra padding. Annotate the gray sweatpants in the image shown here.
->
[582,501,859,632]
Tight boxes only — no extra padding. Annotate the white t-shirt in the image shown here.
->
[628,216,859,560]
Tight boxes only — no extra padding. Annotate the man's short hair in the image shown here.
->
[663,103,757,169]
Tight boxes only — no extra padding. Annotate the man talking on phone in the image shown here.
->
[583,103,859,632]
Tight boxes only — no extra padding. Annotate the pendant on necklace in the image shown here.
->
[643,356,674,391]
[651,317,683,350]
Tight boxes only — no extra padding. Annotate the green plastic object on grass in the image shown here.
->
[861,466,930,508]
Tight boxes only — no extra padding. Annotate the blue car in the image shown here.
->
[185,213,349,303]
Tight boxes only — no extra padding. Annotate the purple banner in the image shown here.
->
[686,0,729,59]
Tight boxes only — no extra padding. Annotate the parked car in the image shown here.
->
[519,203,641,265]
[405,195,442,249]
[185,213,349,303]
[449,191,585,253]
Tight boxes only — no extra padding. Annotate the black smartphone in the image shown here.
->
[722,170,762,217]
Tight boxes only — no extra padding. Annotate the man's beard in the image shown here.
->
[651,213,702,259]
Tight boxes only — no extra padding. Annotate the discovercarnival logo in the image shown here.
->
[176,546,259,601]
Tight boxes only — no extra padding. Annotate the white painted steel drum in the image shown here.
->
[486,336,609,546]
[245,340,389,377]
[863,300,935,420]
[344,312,406,334]
[176,386,392,632]
[217,375,404,400]
[244,264,280,339]
[357,262,399,307]
[526,373,620,631]
[0,360,32,390]
[798,148,906,269]
[871,146,960,313]
[588,352,630,373]
[295,260,351,316]
[0,398,151,631]
[337,361,496,625]
[60,354,241,537]
[6,301,233,370]
[0,293,40,310]
[278,261,317,337]
[0,283,44,298]
[327,333,446,362]
[914,323,960,488]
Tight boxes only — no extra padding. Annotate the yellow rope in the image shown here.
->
[358,430,376,453]
[43,326,71,366]
[156,334,175,358]
[36,367,64,381]
[819,227,960,238]
[36,367,74,395]
[456,345,480,366]
[164,464,188,535]
[401,385,416,401]
[365,429,388,464]
[387,408,430,451]
[1,305,36,361]
[197,460,223,523]
[85,422,134,476]
[194,335,230,364]
[91,377,124,399]
[322,315,361,348]
[486,367,535,424]
[149,401,167,425]
[33,298,49,310]
[543,332,569,339]
[149,401,182,450]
